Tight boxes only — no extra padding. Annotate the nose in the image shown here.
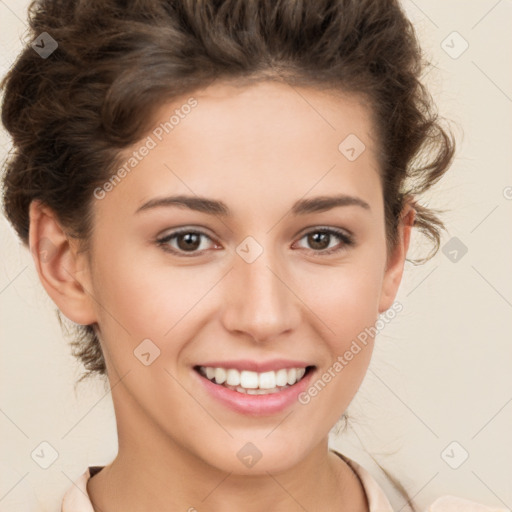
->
[220,244,301,343]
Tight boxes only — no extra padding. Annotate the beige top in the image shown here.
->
[61,451,509,512]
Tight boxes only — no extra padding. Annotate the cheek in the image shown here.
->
[87,245,159,351]
[295,265,383,427]
[88,241,217,366]
[296,251,385,399]
[303,260,385,348]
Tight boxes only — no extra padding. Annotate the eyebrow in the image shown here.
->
[135,193,370,216]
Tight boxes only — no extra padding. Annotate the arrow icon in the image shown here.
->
[31,32,58,59]
[448,249,458,260]
[237,442,262,467]
[134,339,161,365]
[440,440,469,469]
[338,134,365,161]
[441,31,469,60]
[442,236,468,263]
[236,237,263,263]
[31,441,59,468]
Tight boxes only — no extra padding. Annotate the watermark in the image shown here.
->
[31,441,59,469]
[133,338,161,366]
[338,133,366,161]
[442,236,468,263]
[440,441,469,469]
[151,97,198,141]
[31,32,58,59]
[503,186,512,200]
[237,442,263,468]
[440,31,469,60]
[298,301,403,405]
[93,97,198,200]
[31,236,58,263]
[236,236,264,263]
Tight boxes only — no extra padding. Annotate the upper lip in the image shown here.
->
[195,359,314,373]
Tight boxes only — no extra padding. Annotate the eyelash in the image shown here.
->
[155,227,354,258]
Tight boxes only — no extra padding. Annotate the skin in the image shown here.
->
[29,80,414,511]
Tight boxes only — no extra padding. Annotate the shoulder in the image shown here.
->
[332,450,510,512]
[427,495,510,512]
[335,451,394,511]
[61,466,104,512]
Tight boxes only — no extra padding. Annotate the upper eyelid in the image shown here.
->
[156,225,215,240]
[295,225,353,238]
[156,225,352,241]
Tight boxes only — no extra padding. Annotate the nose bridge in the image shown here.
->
[221,239,299,342]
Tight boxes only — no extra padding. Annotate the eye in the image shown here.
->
[293,227,354,255]
[156,226,354,258]
[156,228,219,256]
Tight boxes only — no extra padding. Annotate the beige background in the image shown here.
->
[1,0,511,510]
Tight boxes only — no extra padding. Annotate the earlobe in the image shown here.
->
[378,202,416,313]
[28,200,97,326]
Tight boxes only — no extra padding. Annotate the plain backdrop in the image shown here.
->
[1,1,511,511]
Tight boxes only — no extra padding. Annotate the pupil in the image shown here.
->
[178,233,200,251]
[309,232,329,250]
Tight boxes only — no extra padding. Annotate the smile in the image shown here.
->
[196,366,309,395]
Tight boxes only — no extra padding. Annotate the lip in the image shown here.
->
[196,359,311,373]
[193,364,316,416]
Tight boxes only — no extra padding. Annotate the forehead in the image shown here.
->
[95,80,382,222]
[166,80,377,157]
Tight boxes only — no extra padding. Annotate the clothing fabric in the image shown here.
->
[61,451,509,512]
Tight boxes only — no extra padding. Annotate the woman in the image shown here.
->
[1,0,503,510]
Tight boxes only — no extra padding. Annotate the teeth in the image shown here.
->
[214,367,226,384]
[240,370,259,389]
[199,366,309,393]
[226,369,240,386]
[275,368,288,387]
[235,385,289,395]
[287,368,297,385]
[258,371,276,389]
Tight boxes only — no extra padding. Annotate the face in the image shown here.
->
[54,80,408,474]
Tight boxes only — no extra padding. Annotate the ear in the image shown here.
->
[28,200,97,325]
[378,201,416,313]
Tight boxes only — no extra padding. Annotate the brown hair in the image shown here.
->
[1,2,455,508]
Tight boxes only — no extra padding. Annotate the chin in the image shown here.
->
[193,435,313,476]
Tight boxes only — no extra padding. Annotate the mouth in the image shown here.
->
[194,365,315,395]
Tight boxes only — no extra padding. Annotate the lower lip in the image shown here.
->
[194,368,315,416]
